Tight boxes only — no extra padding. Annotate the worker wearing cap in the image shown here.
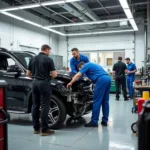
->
[125,58,137,99]
[67,62,111,127]
[70,48,89,74]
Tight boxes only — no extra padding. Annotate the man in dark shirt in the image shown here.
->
[26,44,57,136]
[113,57,128,101]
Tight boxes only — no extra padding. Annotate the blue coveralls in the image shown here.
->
[127,62,137,97]
[79,62,111,125]
[70,54,89,74]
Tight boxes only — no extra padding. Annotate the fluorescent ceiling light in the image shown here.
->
[1,12,65,36]
[19,4,40,9]
[67,29,134,36]
[23,20,42,27]
[42,27,66,36]
[119,0,138,31]
[0,7,19,12]
[65,0,81,2]
[42,0,65,6]
[0,0,81,12]
[129,19,138,31]
[119,0,129,9]
[124,9,133,19]
[1,12,24,20]
[42,0,81,6]
[0,10,137,36]
[46,18,129,28]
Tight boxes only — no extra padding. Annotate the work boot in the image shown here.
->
[34,130,40,134]
[101,121,108,126]
[130,97,133,100]
[124,98,129,101]
[84,121,98,127]
[116,98,119,101]
[41,130,55,136]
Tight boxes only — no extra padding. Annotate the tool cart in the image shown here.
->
[0,80,8,150]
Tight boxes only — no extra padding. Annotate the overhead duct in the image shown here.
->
[71,1,99,21]
[59,4,90,22]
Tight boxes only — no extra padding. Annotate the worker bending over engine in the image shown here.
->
[67,62,111,127]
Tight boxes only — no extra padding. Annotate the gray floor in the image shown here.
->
[8,94,138,150]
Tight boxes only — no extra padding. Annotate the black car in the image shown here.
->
[0,47,93,129]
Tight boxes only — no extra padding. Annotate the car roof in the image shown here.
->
[11,51,36,56]
[0,48,36,55]
[0,47,9,52]
[11,51,35,54]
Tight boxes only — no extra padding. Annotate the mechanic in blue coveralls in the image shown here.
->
[125,58,137,99]
[67,62,111,127]
[70,48,89,74]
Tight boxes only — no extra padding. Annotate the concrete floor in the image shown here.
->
[8,94,138,150]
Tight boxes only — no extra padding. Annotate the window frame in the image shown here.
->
[80,50,125,68]
[0,52,25,73]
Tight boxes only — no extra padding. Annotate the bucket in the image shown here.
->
[142,91,149,100]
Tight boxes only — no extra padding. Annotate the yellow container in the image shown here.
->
[142,91,150,100]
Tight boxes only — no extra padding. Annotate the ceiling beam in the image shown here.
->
[45,18,129,28]
[96,0,110,15]
[31,0,75,23]
[52,1,150,16]
[66,29,135,36]
[15,0,68,23]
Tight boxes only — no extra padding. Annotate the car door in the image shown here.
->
[0,52,26,111]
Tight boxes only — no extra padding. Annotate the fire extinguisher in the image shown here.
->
[138,100,150,150]
[0,81,8,150]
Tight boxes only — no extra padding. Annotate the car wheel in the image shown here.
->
[131,122,138,133]
[48,95,67,129]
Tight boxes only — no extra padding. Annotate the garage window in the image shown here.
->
[80,51,125,70]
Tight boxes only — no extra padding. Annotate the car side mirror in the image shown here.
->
[7,65,21,74]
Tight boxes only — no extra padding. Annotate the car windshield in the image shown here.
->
[13,52,33,69]
[13,52,64,72]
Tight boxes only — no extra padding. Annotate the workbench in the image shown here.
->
[109,73,142,93]
[132,86,150,113]
[134,86,150,97]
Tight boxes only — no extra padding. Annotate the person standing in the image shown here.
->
[70,48,89,74]
[125,58,137,99]
[26,44,57,136]
[67,62,111,127]
[113,56,128,101]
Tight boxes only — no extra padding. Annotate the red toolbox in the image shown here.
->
[138,98,145,115]
[0,81,8,150]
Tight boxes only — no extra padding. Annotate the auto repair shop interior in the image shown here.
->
[0,0,150,150]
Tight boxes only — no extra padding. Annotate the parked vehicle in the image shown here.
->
[0,48,93,129]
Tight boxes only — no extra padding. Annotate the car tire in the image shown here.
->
[131,122,138,133]
[48,95,67,129]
